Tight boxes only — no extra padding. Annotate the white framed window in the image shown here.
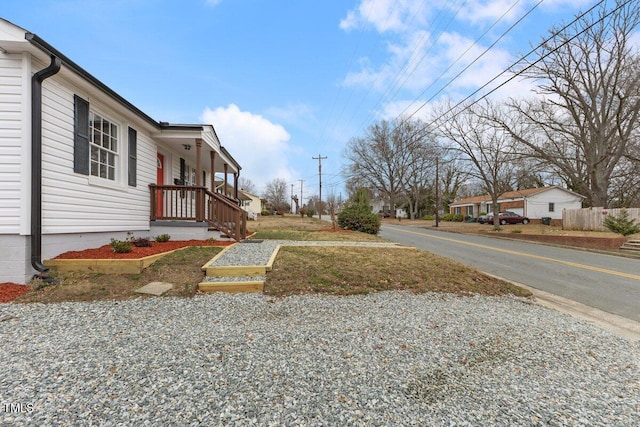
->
[89,111,119,181]
[549,202,555,212]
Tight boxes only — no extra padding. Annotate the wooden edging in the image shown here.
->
[198,280,264,293]
[44,245,221,275]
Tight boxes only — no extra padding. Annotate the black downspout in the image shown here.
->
[31,55,61,273]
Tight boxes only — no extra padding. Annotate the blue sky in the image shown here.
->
[3,0,595,202]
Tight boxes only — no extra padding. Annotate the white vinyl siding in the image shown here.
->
[526,189,582,219]
[0,54,23,234]
[40,76,155,234]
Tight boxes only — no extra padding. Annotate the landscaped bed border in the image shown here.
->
[44,245,233,275]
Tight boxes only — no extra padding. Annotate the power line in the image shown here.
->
[419,0,621,130]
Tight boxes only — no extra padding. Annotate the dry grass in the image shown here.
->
[265,246,531,298]
[255,214,531,298]
[249,215,383,241]
[386,218,640,239]
[14,246,223,304]
[13,214,536,303]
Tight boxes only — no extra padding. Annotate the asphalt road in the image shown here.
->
[380,223,640,323]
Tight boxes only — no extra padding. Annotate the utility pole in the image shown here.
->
[434,156,439,227]
[298,179,305,211]
[312,154,327,220]
[290,183,294,214]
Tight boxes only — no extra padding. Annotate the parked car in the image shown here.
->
[481,211,530,225]
[477,214,491,224]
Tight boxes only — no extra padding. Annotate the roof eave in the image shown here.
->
[25,32,161,130]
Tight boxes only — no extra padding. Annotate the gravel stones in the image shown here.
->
[1,292,638,425]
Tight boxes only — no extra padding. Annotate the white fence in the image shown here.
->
[562,207,640,231]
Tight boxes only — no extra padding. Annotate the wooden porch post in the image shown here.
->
[224,164,228,197]
[195,139,203,221]
[195,139,202,186]
[234,172,239,200]
[210,151,216,192]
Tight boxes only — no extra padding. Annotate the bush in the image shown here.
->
[422,215,435,220]
[110,238,132,253]
[131,237,153,247]
[337,205,381,235]
[154,234,171,243]
[305,207,315,218]
[603,209,640,236]
[261,210,271,216]
[442,213,464,222]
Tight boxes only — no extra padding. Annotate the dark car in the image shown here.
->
[482,211,529,225]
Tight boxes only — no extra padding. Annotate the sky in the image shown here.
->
[2,0,598,203]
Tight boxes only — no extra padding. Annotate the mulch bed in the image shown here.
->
[0,283,30,303]
[54,240,234,260]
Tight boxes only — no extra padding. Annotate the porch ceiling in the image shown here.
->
[154,128,240,175]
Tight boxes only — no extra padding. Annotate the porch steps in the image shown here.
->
[197,241,279,293]
[620,239,640,252]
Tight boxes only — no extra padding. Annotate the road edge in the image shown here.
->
[484,273,640,342]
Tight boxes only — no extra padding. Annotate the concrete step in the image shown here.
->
[620,240,640,251]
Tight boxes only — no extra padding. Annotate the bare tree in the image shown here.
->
[498,1,640,207]
[439,156,469,214]
[262,178,289,213]
[435,99,518,226]
[342,118,430,218]
[239,177,257,194]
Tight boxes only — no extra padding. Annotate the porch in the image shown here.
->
[149,184,247,241]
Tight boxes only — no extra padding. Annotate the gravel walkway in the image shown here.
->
[1,292,638,426]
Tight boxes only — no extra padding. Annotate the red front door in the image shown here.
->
[156,153,164,217]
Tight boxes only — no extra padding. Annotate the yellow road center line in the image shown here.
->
[385,225,640,281]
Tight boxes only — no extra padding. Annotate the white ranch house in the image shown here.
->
[0,18,247,284]
[450,186,585,221]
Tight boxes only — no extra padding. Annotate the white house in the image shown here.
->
[450,186,585,220]
[237,189,265,220]
[0,18,245,284]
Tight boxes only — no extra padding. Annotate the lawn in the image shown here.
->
[9,214,533,303]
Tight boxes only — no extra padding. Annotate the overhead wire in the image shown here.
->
[396,0,534,122]
[414,0,621,133]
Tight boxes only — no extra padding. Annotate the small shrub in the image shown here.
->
[131,237,153,247]
[511,228,522,234]
[110,238,132,253]
[442,213,464,222]
[422,215,435,221]
[337,205,381,235]
[261,210,272,216]
[493,225,502,232]
[155,234,171,243]
[603,209,640,236]
[306,207,315,218]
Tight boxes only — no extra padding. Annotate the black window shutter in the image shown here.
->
[128,127,137,187]
[73,95,90,175]
[179,158,186,184]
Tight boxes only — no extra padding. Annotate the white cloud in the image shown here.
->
[201,104,296,192]
[340,0,427,33]
[205,0,222,6]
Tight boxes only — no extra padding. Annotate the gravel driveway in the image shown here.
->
[1,292,639,426]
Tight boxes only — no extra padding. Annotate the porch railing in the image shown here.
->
[149,184,247,241]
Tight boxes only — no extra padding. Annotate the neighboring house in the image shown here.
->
[371,199,407,219]
[0,18,245,284]
[237,189,265,219]
[450,186,585,220]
